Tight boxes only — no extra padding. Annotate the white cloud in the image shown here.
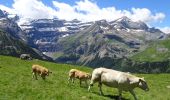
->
[13,0,56,18]
[130,8,165,23]
[1,0,57,25]
[52,0,165,23]
[159,27,170,34]
[0,5,15,14]
[52,1,84,21]
[0,0,166,25]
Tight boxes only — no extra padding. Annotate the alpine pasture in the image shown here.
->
[0,55,170,100]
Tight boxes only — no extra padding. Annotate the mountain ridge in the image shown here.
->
[19,16,166,53]
[53,18,166,67]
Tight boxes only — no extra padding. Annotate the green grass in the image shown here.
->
[131,39,170,62]
[51,52,64,58]
[0,55,170,100]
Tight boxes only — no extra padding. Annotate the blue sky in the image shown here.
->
[0,0,170,33]
[51,0,170,27]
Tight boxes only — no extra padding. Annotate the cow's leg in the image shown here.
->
[88,79,94,92]
[72,78,75,83]
[129,90,137,100]
[98,82,103,95]
[32,72,35,79]
[33,72,38,80]
[79,79,82,87]
[68,77,71,84]
[40,72,43,79]
[40,73,46,80]
[118,89,122,100]
[41,75,46,80]
[85,80,88,87]
[35,73,38,80]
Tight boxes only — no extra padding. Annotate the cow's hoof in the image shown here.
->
[99,92,104,96]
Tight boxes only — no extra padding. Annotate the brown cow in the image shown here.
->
[32,64,52,80]
[68,69,91,86]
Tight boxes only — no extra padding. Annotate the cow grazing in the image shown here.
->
[32,64,52,80]
[88,68,149,100]
[20,54,32,60]
[68,69,91,86]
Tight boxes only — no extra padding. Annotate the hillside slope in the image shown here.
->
[0,55,170,100]
[131,38,170,62]
[0,29,47,59]
[0,29,41,58]
[120,38,170,73]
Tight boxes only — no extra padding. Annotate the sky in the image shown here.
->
[0,0,170,33]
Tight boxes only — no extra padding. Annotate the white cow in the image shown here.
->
[88,67,149,100]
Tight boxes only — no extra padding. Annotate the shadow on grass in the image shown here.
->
[67,81,89,88]
[80,85,89,89]
[92,92,129,100]
[31,78,54,84]
[44,80,54,84]
[104,94,129,100]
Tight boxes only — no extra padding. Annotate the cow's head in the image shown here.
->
[138,77,149,91]
[46,70,52,76]
[42,70,49,76]
[86,73,91,79]
[48,71,52,75]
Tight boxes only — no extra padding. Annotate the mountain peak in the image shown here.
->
[0,9,7,18]
[94,19,109,26]
[70,19,81,23]
[116,16,131,22]
[111,16,149,30]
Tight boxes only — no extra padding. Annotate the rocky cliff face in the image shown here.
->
[0,11,27,42]
[20,18,93,51]
[54,17,166,67]
[0,10,52,60]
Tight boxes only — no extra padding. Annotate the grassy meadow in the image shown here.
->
[0,55,170,100]
[131,39,170,62]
